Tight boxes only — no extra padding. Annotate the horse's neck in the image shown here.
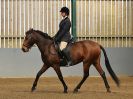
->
[35,36,52,54]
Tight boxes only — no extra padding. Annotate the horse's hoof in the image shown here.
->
[73,89,78,93]
[64,90,68,93]
[107,89,111,93]
[31,87,36,92]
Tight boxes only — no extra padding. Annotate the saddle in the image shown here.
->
[54,38,75,67]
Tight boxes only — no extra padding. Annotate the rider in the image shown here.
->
[53,7,72,65]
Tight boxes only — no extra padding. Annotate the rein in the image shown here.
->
[48,41,58,55]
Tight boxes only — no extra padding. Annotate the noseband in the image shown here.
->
[23,35,33,49]
[23,44,29,49]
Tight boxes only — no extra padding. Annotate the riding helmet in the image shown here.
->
[60,7,69,16]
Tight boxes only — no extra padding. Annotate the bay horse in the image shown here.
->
[22,29,120,93]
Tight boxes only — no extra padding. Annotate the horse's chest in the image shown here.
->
[41,54,53,65]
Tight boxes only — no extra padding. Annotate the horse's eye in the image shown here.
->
[25,37,28,40]
[25,37,27,40]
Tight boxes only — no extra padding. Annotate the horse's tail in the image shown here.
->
[100,45,120,87]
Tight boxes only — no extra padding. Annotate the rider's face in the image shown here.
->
[61,12,66,17]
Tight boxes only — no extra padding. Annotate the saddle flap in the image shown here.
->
[53,40,74,66]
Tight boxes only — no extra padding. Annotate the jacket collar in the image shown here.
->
[63,16,68,20]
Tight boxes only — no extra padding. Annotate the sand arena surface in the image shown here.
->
[0,76,133,99]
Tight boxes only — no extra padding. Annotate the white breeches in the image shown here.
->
[60,41,68,51]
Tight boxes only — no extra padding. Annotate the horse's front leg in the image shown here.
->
[31,64,49,92]
[53,65,68,93]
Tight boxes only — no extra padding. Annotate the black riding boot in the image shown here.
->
[62,48,73,66]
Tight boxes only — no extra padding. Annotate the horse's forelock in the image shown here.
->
[26,28,34,35]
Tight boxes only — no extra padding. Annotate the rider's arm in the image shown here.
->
[54,21,71,42]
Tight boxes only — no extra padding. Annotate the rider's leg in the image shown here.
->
[60,41,72,66]
[60,41,67,51]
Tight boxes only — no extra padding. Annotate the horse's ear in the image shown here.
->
[29,28,34,34]
[25,28,34,35]
[29,28,34,31]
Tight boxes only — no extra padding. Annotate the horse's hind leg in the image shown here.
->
[93,58,111,93]
[73,62,90,93]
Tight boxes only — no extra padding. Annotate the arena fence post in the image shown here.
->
[71,0,77,41]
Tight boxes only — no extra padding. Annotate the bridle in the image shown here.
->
[23,44,30,49]
[23,34,33,49]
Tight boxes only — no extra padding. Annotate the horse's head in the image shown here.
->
[22,28,35,52]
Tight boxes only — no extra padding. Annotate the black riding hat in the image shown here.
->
[60,7,69,16]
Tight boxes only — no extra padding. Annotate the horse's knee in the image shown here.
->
[101,71,105,77]
[58,74,63,80]
[84,71,89,77]
[36,71,43,78]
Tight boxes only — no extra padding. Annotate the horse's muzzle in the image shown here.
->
[22,45,29,52]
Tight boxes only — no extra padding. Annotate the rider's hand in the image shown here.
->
[53,36,58,42]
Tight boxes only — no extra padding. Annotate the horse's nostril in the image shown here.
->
[22,47,26,52]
